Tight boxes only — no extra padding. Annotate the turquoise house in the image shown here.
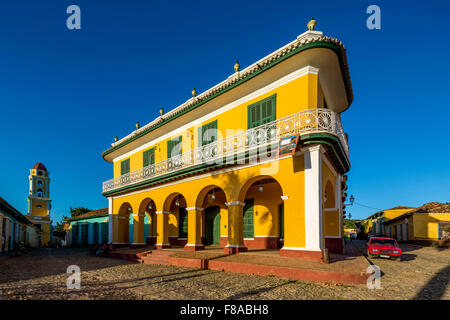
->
[66,208,109,246]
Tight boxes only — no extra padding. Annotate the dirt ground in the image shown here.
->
[0,242,448,300]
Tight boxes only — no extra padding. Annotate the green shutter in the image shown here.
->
[167,136,182,158]
[178,208,188,238]
[101,222,108,244]
[72,223,79,244]
[93,222,99,244]
[81,224,88,245]
[198,120,218,147]
[247,94,277,129]
[143,148,155,167]
[243,199,254,238]
[121,159,130,175]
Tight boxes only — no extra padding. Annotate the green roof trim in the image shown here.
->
[102,40,351,159]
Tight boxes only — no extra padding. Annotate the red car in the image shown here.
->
[366,237,402,261]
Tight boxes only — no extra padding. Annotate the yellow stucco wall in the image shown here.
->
[113,73,319,177]
[322,159,339,237]
[413,214,450,240]
[111,154,306,247]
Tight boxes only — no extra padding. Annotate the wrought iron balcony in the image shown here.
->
[102,108,349,193]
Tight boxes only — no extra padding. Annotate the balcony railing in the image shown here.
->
[102,108,349,193]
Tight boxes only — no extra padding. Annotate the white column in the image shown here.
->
[108,197,113,244]
[304,145,323,251]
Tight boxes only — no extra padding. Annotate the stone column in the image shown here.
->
[184,207,205,251]
[224,201,247,254]
[132,214,146,246]
[155,211,171,249]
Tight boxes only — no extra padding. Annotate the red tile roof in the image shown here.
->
[33,162,47,171]
[65,208,108,222]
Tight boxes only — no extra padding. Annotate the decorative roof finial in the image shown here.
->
[114,136,118,142]
[159,107,165,116]
[136,121,140,130]
[192,88,197,97]
[307,17,317,31]
[234,61,240,73]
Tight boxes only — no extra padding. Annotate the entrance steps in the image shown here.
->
[139,250,173,265]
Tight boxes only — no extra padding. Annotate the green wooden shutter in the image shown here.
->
[143,148,155,167]
[178,208,188,238]
[121,159,130,175]
[247,94,277,129]
[198,120,218,146]
[72,223,79,244]
[243,199,254,238]
[101,222,108,244]
[93,222,99,244]
[81,224,88,245]
[167,136,182,158]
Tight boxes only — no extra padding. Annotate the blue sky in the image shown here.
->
[0,0,449,223]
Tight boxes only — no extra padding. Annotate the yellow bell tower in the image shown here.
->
[27,162,52,246]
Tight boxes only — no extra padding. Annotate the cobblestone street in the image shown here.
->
[0,243,448,300]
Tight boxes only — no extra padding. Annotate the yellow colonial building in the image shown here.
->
[365,206,415,236]
[102,20,353,261]
[383,203,450,243]
[27,162,52,246]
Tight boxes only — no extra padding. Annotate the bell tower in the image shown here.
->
[27,162,52,246]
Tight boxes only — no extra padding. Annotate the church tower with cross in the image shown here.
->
[27,162,52,246]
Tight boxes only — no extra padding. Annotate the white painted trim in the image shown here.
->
[281,246,321,252]
[304,145,323,251]
[113,66,319,162]
[185,207,205,211]
[281,195,289,200]
[184,244,204,247]
[243,238,254,240]
[324,208,339,212]
[108,198,113,244]
[155,211,171,214]
[132,214,145,217]
[225,201,246,207]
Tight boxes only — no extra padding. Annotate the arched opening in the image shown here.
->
[238,176,284,249]
[323,179,342,254]
[138,198,157,246]
[118,202,133,244]
[163,193,188,246]
[196,185,228,247]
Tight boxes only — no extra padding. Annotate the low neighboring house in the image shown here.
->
[364,206,415,236]
[0,196,41,254]
[64,208,109,246]
[383,202,450,243]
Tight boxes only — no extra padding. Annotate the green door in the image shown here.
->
[205,206,220,245]
[243,199,254,239]
[179,208,188,239]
